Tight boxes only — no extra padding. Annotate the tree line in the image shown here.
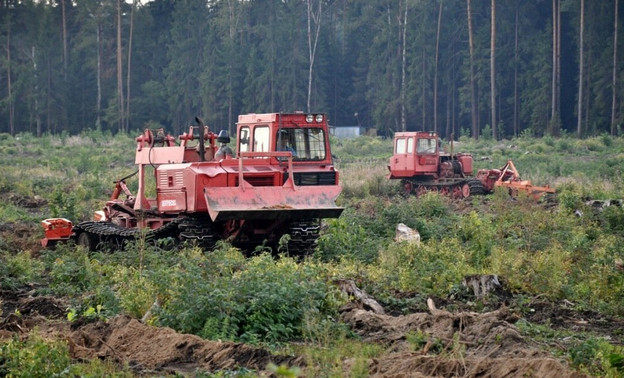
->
[1,0,622,139]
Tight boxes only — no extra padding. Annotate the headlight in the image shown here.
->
[306,114,314,123]
[315,114,323,123]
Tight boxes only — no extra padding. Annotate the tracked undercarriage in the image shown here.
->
[73,217,321,256]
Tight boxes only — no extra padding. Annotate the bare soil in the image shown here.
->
[339,303,585,377]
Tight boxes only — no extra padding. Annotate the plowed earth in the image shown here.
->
[1,195,623,376]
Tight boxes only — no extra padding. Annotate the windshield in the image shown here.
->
[416,138,437,154]
[276,128,326,161]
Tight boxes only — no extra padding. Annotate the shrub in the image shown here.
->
[48,249,97,295]
[0,332,132,377]
[317,213,383,263]
[568,338,624,376]
[367,238,473,295]
[156,248,343,344]
[0,251,45,289]
[0,334,71,377]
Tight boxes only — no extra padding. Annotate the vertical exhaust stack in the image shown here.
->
[195,117,206,162]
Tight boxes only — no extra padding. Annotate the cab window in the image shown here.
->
[238,127,250,153]
[417,138,437,154]
[254,126,270,152]
[276,128,326,161]
[407,137,414,153]
[395,138,406,154]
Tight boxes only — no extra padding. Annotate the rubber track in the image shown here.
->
[74,219,180,240]
[403,179,469,197]
[288,219,320,256]
[468,179,487,195]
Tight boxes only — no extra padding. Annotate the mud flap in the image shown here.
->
[204,184,343,222]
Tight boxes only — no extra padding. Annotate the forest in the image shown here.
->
[1,0,622,139]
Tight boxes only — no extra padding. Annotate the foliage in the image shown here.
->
[0,251,45,289]
[48,248,99,296]
[0,333,133,377]
[567,338,624,376]
[2,1,622,139]
[155,246,344,344]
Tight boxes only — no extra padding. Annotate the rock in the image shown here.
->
[394,223,420,245]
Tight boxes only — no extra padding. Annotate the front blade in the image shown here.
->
[204,184,343,222]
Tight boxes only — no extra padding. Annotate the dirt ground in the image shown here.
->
[2,283,617,376]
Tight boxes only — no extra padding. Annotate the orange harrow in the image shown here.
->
[476,160,555,200]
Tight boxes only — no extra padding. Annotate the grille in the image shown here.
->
[291,172,337,186]
[235,175,275,187]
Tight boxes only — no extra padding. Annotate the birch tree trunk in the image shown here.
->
[577,0,584,137]
[227,0,241,136]
[6,19,14,136]
[513,2,518,137]
[96,22,102,130]
[31,46,41,137]
[433,0,442,134]
[612,0,619,135]
[116,0,125,133]
[126,0,137,133]
[306,0,322,113]
[400,0,408,132]
[550,0,561,134]
[490,0,496,139]
[61,0,68,80]
[467,0,478,139]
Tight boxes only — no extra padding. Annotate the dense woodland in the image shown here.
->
[1,0,622,139]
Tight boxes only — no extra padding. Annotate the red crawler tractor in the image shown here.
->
[41,113,343,255]
[388,131,474,198]
[387,131,555,199]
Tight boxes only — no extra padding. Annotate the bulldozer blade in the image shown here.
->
[204,185,343,222]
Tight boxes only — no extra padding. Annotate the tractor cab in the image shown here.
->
[236,113,331,164]
[389,131,441,179]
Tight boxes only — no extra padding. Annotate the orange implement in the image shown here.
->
[41,218,74,247]
[494,160,555,200]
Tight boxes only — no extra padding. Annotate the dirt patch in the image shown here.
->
[68,315,303,374]
[0,192,50,253]
[340,300,585,377]
[525,300,624,344]
[0,289,68,335]
[7,193,47,209]
[0,222,43,253]
[368,353,583,377]
[0,287,303,375]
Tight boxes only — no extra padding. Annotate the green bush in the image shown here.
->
[0,334,72,377]
[0,251,45,289]
[317,216,381,263]
[156,247,343,344]
[368,237,473,295]
[48,249,98,295]
[568,337,624,376]
[0,333,133,377]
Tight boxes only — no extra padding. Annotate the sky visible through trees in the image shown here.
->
[0,0,622,139]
